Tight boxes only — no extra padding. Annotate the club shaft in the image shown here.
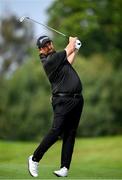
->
[26,17,68,38]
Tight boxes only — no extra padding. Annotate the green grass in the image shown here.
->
[0,136,122,179]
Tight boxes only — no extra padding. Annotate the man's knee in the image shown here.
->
[50,126,63,136]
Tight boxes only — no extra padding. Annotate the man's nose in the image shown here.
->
[48,45,52,49]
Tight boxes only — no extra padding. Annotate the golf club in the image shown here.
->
[19,16,68,38]
[19,16,82,47]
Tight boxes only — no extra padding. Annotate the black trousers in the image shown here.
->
[32,95,84,169]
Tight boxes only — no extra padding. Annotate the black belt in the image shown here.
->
[53,93,81,98]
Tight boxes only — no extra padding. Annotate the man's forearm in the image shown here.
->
[65,37,78,57]
[67,50,78,64]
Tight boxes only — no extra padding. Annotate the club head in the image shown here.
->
[19,16,30,22]
[19,16,26,22]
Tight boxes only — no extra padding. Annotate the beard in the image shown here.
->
[47,47,56,54]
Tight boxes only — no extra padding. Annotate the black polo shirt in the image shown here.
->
[40,50,82,95]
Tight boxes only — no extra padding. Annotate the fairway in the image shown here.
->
[0,136,122,179]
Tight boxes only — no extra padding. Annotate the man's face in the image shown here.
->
[40,41,55,55]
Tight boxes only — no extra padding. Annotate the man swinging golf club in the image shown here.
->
[28,35,84,177]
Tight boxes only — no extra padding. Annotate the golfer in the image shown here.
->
[28,35,84,177]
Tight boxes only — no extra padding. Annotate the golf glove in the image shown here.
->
[75,39,82,50]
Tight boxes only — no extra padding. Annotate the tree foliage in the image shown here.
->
[0,51,52,140]
[47,0,122,67]
[0,15,34,76]
[75,55,122,136]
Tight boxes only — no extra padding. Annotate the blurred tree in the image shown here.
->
[0,15,34,76]
[0,50,52,140]
[74,55,122,137]
[47,0,122,67]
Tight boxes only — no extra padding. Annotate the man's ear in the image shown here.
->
[39,48,43,53]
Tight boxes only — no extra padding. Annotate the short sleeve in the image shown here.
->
[48,50,66,65]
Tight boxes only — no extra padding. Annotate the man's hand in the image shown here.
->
[69,37,81,50]
[69,36,78,43]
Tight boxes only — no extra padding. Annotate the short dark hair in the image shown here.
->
[36,35,52,49]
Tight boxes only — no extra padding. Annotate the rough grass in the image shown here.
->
[0,136,122,179]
